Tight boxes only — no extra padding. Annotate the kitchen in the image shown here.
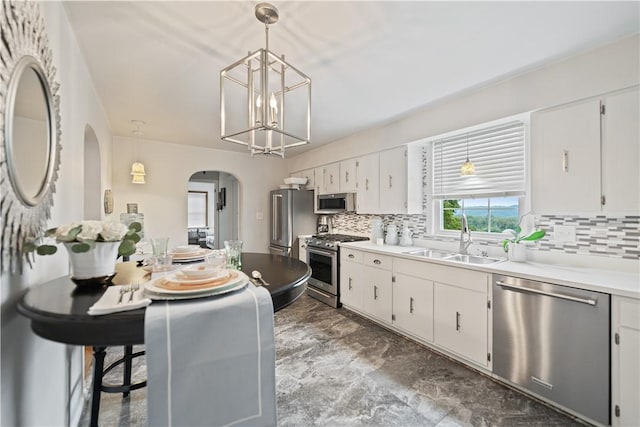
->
[1,2,639,427]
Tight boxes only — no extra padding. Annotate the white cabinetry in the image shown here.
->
[356,153,380,214]
[314,166,325,194]
[362,253,393,323]
[393,272,434,343]
[532,88,639,214]
[339,158,357,193]
[340,248,364,310]
[322,162,341,194]
[612,296,640,427]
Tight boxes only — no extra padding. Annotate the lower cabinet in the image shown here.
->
[433,282,489,367]
[612,296,640,427]
[392,273,434,342]
[340,259,363,310]
[362,265,392,323]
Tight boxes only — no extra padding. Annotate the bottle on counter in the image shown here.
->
[399,222,413,246]
[385,224,399,245]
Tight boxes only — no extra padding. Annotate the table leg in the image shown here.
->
[90,346,106,427]
[123,345,132,397]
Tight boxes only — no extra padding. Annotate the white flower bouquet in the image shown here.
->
[25,220,142,257]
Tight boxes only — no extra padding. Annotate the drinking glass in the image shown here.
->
[151,237,169,256]
[224,240,243,270]
[205,249,227,271]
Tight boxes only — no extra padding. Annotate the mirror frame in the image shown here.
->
[0,2,62,273]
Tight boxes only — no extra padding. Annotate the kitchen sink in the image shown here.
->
[444,254,504,265]
[403,249,455,258]
[403,249,505,265]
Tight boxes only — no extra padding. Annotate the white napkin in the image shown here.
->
[88,285,151,315]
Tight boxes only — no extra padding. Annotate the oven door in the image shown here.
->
[307,246,338,295]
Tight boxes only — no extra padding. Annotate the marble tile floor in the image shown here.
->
[79,294,583,426]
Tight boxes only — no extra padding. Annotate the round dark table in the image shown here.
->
[17,252,310,427]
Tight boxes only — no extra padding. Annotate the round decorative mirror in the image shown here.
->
[1,2,62,273]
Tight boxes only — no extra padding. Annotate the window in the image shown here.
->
[440,197,520,233]
[432,118,527,236]
[188,191,208,228]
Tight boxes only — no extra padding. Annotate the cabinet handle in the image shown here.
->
[348,277,352,290]
[373,259,381,265]
[348,254,354,259]
[562,150,569,172]
[366,178,369,191]
[374,285,378,300]
[409,297,414,314]
[330,174,334,184]
[345,171,349,183]
[389,175,392,188]
[456,311,461,331]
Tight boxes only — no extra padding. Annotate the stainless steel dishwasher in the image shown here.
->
[493,275,610,425]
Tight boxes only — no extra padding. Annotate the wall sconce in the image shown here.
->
[130,120,146,184]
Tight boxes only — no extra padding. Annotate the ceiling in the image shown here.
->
[63,1,639,156]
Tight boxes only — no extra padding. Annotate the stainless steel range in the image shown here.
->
[306,233,369,308]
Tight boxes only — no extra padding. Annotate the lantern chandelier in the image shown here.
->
[220,3,311,158]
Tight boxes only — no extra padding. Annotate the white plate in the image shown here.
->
[144,281,248,301]
[144,270,246,296]
[171,269,230,284]
[171,248,214,262]
[172,245,201,254]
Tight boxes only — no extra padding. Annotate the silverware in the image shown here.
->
[117,287,129,304]
[251,270,269,286]
[128,282,139,303]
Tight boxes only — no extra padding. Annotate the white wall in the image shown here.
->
[111,137,286,253]
[287,34,640,171]
[218,172,239,244]
[1,2,113,426]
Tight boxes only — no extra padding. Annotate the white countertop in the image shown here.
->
[341,241,640,299]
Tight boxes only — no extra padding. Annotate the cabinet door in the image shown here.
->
[393,273,434,342]
[356,153,379,214]
[323,162,341,194]
[612,297,640,427]
[362,266,392,323]
[531,99,602,213]
[434,283,488,367]
[340,158,357,193]
[340,260,363,311]
[314,166,325,194]
[379,147,407,213]
[603,90,640,213]
[298,168,315,190]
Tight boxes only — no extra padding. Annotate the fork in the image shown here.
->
[128,282,140,303]
[117,286,129,304]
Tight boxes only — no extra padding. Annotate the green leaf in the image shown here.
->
[70,242,91,253]
[119,240,136,256]
[515,225,522,236]
[124,233,141,244]
[129,222,142,232]
[520,230,546,241]
[23,241,37,253]
[501,239,510,252]
[44,227,58,237]
[37,245,58,255]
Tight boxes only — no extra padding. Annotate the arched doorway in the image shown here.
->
[83,125,101,220]
[187,171,239,249]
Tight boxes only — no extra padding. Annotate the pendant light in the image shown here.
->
[220,2,311,158]
[460,134,475,176]
[130,120,146,184]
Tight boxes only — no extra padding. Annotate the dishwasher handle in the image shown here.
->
[496,280,597,306]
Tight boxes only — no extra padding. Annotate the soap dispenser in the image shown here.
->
[399,221,413,246]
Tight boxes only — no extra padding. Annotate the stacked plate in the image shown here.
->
[170,246,214,263]
[144,269,249,300]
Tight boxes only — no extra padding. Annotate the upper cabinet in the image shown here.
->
[340,158,358,193]
[356,145,423,215]
[532,88,639,214]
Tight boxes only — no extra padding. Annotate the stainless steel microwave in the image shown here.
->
[316,193,356,214]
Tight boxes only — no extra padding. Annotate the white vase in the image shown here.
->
[64,241,120,279]
[508,242,527,262]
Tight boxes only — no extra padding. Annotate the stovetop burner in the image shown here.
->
[307,233,369,250]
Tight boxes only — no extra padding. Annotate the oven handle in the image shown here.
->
[307,247,337,258]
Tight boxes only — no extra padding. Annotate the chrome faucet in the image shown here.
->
[459,214,472,254]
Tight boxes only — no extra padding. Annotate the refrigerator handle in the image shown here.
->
[272,193,282,241]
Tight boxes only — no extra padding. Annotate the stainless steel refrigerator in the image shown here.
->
[269,189,315,258]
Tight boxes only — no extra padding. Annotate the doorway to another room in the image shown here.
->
[187,171,239,250]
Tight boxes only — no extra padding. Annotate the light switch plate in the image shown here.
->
[554,225,576,243]
[256,212,263,220]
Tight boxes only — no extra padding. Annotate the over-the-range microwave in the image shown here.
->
[316,193,356,214]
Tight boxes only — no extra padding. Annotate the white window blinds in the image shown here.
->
[433,120,525,199]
